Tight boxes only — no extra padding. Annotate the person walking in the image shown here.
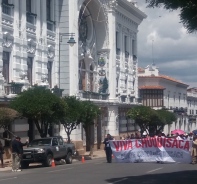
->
[0,141,4,168]
[103,134,113,163]
[11,137,28,172]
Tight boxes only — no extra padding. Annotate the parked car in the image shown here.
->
[21,136,76,169]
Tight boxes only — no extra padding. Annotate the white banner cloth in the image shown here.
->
[109,138,192,163]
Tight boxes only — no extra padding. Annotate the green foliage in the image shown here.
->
[146,0,197,33]
[127,106,158,126]
[60,96,82,143]
[10,86,67,137]
[127,106,177,135]
[79,101,100,129]
[157,109,177,125]
[0,107,20,129]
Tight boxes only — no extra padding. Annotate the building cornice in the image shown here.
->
[117,0,147,21]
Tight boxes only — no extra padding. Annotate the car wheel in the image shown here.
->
[65,152,72,164]
[21,161,29,169]
[44,154,53,167]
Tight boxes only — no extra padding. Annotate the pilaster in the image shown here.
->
[68,0,79,96]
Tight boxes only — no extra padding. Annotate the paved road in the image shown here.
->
[0,158,197,184]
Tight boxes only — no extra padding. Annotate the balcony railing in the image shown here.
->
[51,86,64,97]
[26,12,37,24]
[2,3,14,16]
[125,51,129,58]
[4,83,23,95]
[47,20,55,31]
[81,91,109,100]
[116,48,120,55]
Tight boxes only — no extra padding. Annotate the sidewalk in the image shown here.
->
[0,150,106,172]
[0,159,12,172]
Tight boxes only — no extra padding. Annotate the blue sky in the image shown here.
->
[137,1,197,88]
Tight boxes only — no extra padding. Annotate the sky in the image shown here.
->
[136,1,197,88]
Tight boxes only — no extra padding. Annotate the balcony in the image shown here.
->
[188,115,196,122]
[116,48,120,55]
[51,86,64,97]
[173,107,187,114]
[26,12,37,24]
[4,83,23,96]
[81,91,109,100]
[125,51,129,58]
[133,55,137,63]
[47,20,55,31]
[2,3,14,16]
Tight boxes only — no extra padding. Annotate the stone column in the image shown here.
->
[107,105,119,137]
[134,34,138,100]
[107,3,116,101]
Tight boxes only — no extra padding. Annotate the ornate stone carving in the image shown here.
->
[107,0,118,10]
[26,26,36,35]
[27,38,36,54]
[116,23,122,31]
[2,18,13,28]
[48,45,55,59]
[2,32,14,48]
[98,57,106,67]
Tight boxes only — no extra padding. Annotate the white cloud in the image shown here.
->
[137,1,197,87]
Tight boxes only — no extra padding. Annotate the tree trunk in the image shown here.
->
[66,131,71,143]
[84,126,91,151]
[34,120,48,138]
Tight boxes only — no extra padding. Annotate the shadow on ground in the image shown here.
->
[106,170,197,184]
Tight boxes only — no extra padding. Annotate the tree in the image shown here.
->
[0,107,20,129]
[78,101,100,153]
[146,0,197,33]
[156,109,177,132]
[126,106,160,136]
[0,107,20,140]
[127,106,177,136]
[60,96,82,143]
[10,86,67,138]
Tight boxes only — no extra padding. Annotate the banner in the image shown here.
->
[109,138,192,163]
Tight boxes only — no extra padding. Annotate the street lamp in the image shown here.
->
[58,33,76,96]
[67,36,76,47]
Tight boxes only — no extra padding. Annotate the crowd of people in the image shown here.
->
[119,131,195,141]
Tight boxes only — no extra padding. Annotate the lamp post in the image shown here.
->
[58,33,76,96]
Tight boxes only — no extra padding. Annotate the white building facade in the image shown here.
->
[138,64,197,135]
[58,0,146,144]
[0,0,146,148]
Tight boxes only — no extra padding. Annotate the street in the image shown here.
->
[0,158,197,184]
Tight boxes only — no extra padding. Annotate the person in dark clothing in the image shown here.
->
[103,134,113,163]
[11,137,28,172]
[0,141,4,168]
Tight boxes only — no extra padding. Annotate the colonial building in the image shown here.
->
[138,64,197,135]
[0,0,146,149]
[187,88,197,131]
[58,0,146,144]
